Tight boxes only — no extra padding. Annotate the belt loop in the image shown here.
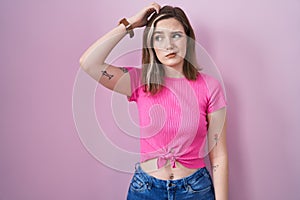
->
[138,163,152,190]
[147,176,152,190]
[183,176,188,191]
[134,162,140,171]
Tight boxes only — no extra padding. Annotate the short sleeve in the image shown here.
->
[202,73,227,113]
[124,67,142,102]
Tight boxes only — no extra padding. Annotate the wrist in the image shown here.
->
[127,17,137,29]
[119,18,134,38]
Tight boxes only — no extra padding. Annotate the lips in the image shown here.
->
[166,53,177,58]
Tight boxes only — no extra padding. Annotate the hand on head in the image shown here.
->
[128,2,161,29]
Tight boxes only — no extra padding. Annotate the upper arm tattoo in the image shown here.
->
[101,70,114,80]
[101,67,127,80]
[119,67,128,73]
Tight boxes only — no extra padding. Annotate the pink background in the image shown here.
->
[1,0,300,199]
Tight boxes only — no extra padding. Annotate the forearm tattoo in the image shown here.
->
[214,133,219,145]
[212,164,219,172]
[119,67,128,73]
[101,70,114,80]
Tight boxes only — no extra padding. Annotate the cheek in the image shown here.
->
[154,48,164,61]
[177,40,187,57]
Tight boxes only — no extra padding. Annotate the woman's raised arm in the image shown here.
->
[79,3,160,96]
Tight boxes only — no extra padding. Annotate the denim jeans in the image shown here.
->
[126,163,215,200]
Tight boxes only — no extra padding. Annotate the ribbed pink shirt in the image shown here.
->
[125,67,227,169]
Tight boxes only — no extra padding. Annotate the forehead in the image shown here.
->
[155,18,185,33]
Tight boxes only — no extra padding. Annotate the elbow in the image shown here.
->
[79,57,88,70]
[79,56,84,66]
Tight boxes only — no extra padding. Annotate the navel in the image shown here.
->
[169,173,174,180]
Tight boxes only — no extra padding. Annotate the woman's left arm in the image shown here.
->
[207,108,228,200]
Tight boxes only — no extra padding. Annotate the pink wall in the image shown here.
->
[1,0,300,199]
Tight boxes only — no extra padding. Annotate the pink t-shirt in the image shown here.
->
[125,67,227,169]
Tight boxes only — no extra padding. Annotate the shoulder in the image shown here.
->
[197,72,223,88]
[124,66,142,74]
[124,67,142,80]
[197,71,219,82]
[196,72,226,102]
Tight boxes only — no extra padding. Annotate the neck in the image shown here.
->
[164,63,184,78]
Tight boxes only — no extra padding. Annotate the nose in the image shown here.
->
[165,36,174,50]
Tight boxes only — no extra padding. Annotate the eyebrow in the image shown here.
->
[153,30,184,34]
[153,31,163,34]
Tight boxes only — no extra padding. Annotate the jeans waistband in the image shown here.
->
[134,162,209,189]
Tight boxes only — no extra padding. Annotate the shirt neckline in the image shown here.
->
[164,75,186,80]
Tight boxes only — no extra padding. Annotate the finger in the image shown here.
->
[150,2,160,13]
[145,7,156,17]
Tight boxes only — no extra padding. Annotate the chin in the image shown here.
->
[161,59,183,68]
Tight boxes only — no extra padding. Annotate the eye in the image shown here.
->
[172,33,182,39]
[154,35,163,42]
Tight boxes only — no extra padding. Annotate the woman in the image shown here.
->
[79,3,228,200]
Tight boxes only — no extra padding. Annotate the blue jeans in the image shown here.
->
[126,163,215,200]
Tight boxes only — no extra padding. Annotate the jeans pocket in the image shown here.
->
[186,170,213,193]
[129,172,148,192]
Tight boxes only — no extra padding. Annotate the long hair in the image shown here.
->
[142,5,200,95]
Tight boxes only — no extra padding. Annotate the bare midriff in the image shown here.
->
[140,158,199,180]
